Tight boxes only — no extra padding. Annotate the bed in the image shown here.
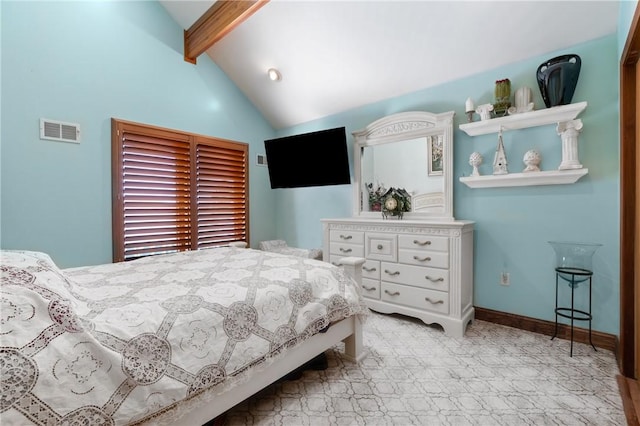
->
[0,246,368,425]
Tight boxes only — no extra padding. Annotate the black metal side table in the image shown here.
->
[551,266,597,357]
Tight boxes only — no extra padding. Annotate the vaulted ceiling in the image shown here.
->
[160,1,619,130]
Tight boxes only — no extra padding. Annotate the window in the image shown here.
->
[111,119,249,262]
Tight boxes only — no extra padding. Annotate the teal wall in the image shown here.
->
[0,1,278,268]
[275,35,620,335]
[618,0,638,58]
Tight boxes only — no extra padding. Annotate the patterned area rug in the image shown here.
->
[219,312,625,425]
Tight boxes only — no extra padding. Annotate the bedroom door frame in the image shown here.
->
[620,3,639,380]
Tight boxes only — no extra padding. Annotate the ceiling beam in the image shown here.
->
[184,0,269,64]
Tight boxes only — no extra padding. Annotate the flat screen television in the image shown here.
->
[264,126,351,189]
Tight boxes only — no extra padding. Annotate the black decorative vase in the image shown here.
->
[536,54,581,108]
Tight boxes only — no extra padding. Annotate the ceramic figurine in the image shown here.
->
[469,152,483,176]
[508,87,535,115]
[523,149,541,172]
[492,130,508,175]
[557,119,584,170]
[476,103,494,121]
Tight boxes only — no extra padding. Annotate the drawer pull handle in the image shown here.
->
[384,269,400,276]
[377,244,384,250]
[425,297,444,305]
[339,248,352,253]
[340,234,353,240]
[363,285,377,291]
[332,262,343,267]
[425,276,444,282]
[413,240,432,246]
[384,290,400,296]
[413,256,432,262]
[363,266,377,272]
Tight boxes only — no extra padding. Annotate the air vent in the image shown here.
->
[40,118,80,143]
[256,154,268,166]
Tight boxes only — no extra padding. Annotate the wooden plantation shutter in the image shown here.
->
[119,130,191,260]
[195,138,248,248]
[112,119,249,262]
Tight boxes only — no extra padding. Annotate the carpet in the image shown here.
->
[219,312,625,425]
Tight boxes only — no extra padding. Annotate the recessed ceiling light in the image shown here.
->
[267,68,282,82]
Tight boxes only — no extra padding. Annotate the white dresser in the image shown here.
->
[322,218,474,337]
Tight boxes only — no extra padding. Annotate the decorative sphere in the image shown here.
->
[523,149,541,172]
[469,152,483,167]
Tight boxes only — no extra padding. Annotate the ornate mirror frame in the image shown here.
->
[352,110,455,221]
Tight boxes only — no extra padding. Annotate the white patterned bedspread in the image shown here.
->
[0,247,367,425]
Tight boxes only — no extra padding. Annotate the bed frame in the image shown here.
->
[165,255,367,425]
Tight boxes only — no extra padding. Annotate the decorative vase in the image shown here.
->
[493,79,511,117]
[536,54,581,108]
[548,241,601,285]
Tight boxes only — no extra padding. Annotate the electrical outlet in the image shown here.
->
[500,272,510,286]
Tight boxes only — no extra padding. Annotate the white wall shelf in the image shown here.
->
[460,169,588,188]
[459,101,588,136]
[459,101,589,188]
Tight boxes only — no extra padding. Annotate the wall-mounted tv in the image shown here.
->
[264,126,351,189]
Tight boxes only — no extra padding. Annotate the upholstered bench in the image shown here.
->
[258,240,323,260]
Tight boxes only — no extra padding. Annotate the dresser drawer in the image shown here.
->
[398,235,448,252]
[362,259,380,280]
[361,278,381,300]
[365,233,397,262]
[398,249,449,269]
[381,282,449,314]
[330,242,364,257]
[330,230,364,245]
[381,262,449,291]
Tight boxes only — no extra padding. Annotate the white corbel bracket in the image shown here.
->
[556,119,584,170]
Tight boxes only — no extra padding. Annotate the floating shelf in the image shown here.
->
[459,102,588,136]
[459,169,589,188]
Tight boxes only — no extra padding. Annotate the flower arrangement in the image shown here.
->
[364,182,387,212]
[365,182,386,211]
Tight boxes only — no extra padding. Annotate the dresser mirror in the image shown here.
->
[352,110,455,220]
